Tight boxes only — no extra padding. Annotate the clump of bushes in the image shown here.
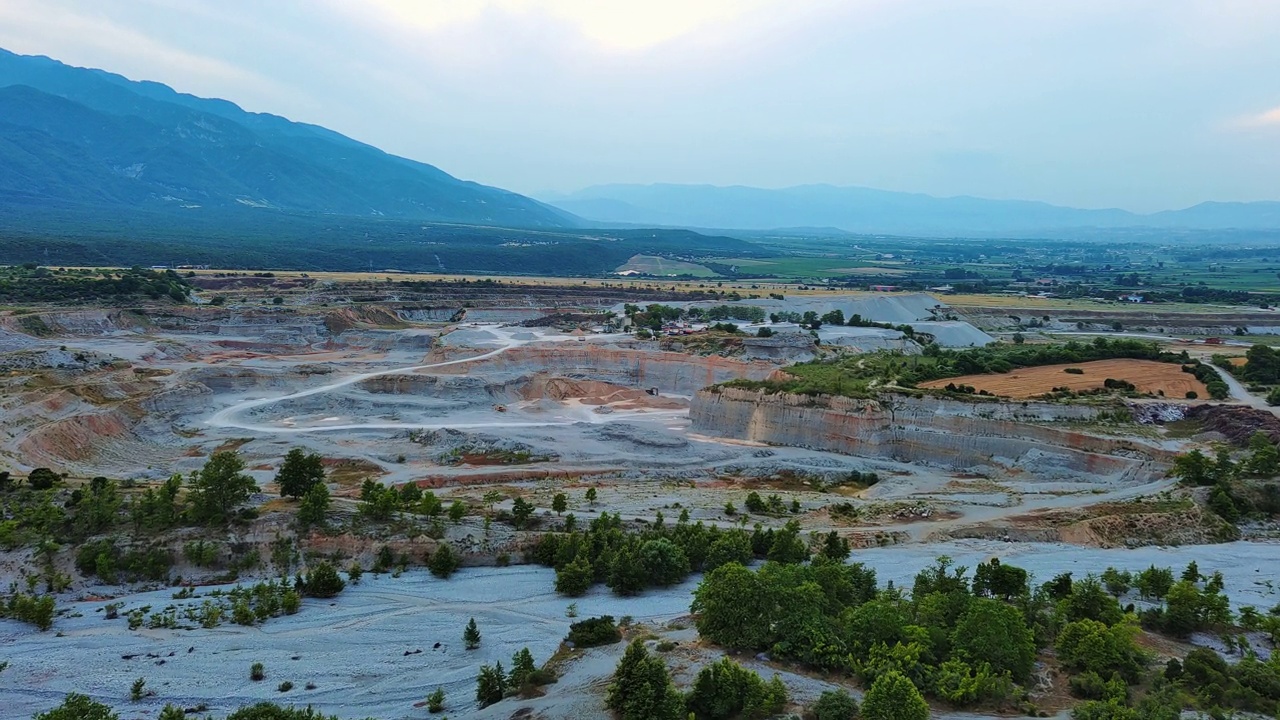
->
[567,616,621,648]
[298,562,345,598]
[1,591,56,630]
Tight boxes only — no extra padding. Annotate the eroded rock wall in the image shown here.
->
[432,346,778,395]
[690,388,1171,481]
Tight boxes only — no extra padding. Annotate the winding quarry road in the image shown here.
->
[206,326,682,434]
[1210,360,1278,415]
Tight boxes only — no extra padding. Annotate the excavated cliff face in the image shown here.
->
[357,373,522,406]
[690,388,1171,481]
[0,309,150,335]
[431,346,778,396]
[0,364,196,473]
[8,306,431,350]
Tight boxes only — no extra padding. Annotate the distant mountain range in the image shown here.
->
[4,46,1278,249]
[543,184,1280,237]
[0,48,574,228]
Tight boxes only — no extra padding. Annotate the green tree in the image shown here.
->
[766,520,809,564]
[447,500,466,523]
[429,544,460,579]
[811,689,859,720]
[1134,565,1174,599]
[1055,619,1146,682]
[275,448,325,498]
[1100,567,1132,597]
[464,617,481,649]
[585,487,598,505]
[606,640,685,720]
[425,687,445,713]
[607,543,648,596]
[1246,431,1280,475]
[1211,447,1237,485]
[296,483,330,529]
[1070,699,1138,720]
[189,451,257,523]
[686,656,787,720]
[5,592,57,630]
[27,467,59,490]
[555,554,594,596]
[1170,449,1215,486]
[509,647,537,688]
[704,531,753,571]
[640,538,690,587]
[820,530,851,561]
[972,558,1028,600]
[1244,343,1280,383]
[686,656,787,719]
[845,599,909,655]
[34,694,119,720]
[861,670,928,720]
[418,491,444,516]
[552,493,568,515]
[1208,485,1240,522]
[224,703,343,719]
[130,474,184,532]
[475,661,506,708]
[1064,576,1125,625]
[951,598,1036,681]
[299,562,345,598]
[357,482,399,520]
[692,563,772,649]
[511,497,535,529]
[398,483,422,506]
[69,478,121,539]
[1162,580,1205,637]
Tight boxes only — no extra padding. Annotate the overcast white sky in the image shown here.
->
[1,0,1278,212]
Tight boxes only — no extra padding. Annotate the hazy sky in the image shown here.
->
[1,0,1278,212]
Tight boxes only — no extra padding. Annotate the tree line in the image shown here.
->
[0,265,191,305]
[528,510,853,598]
[689,555,1280,718]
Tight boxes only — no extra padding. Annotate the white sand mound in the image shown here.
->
[910,320,993,347]
[817,326,914,353]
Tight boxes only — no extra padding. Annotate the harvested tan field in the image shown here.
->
[918,359,1209,399]
[518,374,687,410]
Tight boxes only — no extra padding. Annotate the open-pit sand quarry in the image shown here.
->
[1,293,1276,719]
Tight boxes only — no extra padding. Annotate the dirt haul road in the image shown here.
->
[206,326,683,434]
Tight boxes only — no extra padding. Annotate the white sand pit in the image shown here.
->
[817,325,913,352]
[1,566,700,720]
[909,320,994,347]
